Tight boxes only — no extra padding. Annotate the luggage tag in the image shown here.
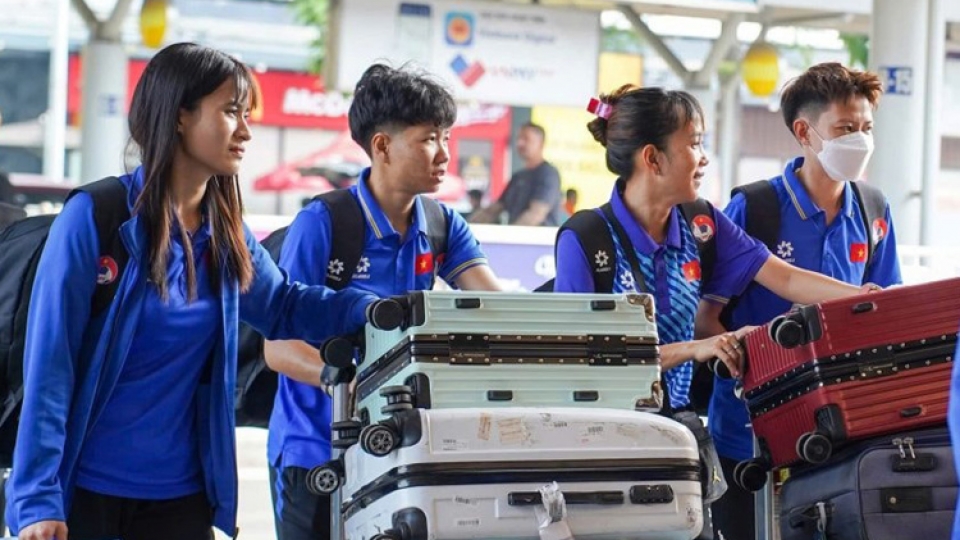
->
[535,482,574,540]
[814,501,828,540]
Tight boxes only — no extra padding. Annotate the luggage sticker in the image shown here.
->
[477,413,492,441]
[497,417,529,445]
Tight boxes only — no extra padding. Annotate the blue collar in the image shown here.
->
[609,182,682,254]
[783,156,855,221]
[355,168,429,240]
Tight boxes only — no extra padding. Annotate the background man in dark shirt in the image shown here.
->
[471,122,563,226]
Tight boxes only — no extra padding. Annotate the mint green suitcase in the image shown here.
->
[355,291,662,425]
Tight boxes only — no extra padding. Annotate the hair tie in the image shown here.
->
[586,97,612,119]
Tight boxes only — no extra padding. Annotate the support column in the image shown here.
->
[921,0,945,246]
[43,0,69,179]
[79,40,129,182]
[688,84,721,203]
[869,0,929,245]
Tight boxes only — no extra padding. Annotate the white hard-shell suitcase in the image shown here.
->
[330,407,703,540]
[355,291,662,425]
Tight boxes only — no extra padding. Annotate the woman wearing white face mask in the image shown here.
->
[699,62,902,540]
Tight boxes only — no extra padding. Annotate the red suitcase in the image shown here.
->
[731,278,960,491]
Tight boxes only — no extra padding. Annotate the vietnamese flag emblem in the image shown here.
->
[416,252,434,275]
[683,260,702,282]
[850,243,867,263]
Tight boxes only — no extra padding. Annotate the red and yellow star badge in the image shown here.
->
[682,260,702,282]
[850,243,867,263]
[415,252,434,275]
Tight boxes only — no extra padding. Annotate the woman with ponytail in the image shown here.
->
[7,43,376,540]
[556,84,877,414]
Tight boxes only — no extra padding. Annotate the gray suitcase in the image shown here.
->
[355,291,662,425]
[779,427,956,540]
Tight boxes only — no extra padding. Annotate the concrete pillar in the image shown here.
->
[869,0,929,244]
[79,40,129,183]
[43,0,69,179]
[921,0,945,246]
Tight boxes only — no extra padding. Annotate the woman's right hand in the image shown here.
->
[693,333,745,378]
[19,520,68,540]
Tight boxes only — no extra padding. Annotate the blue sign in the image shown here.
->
[882,66,913,96]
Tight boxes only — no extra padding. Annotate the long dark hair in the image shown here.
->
[128,42,256,300]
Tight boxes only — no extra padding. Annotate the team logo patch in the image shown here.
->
[872,218,888,242]
[691,214,716,243]
[97,256,119,285]
[594,250,610,269]
[776,241,794,261]
[327,259,345,278]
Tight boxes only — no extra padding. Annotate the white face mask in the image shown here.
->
[808,127,875,182]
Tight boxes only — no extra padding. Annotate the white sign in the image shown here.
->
[331,0,601,107]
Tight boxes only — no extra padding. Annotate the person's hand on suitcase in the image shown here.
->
[19,520,68,540]
[694,332,745,378]
[859,282,883,294]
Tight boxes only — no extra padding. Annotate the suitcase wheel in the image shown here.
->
[380,385,415,416]
[772,317,806,349]
[306,461,343,495]
[371,530,402,540]
[369,298,406,330]
[331,420,362,449]
[379,385,414,397]
[796,432,833,464]
[733,459,768,492]
[360,423,400,457]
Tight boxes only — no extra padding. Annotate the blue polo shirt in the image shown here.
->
[554,185,769,409]
[268,169,488,469]
[710,156,902,461]
[77,218,217,499]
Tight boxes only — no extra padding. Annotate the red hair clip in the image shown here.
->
[587,97,612,119]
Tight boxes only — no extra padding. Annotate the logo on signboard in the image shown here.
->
[882,66,913,96]
[445,12,474,46]
[450,54,486,87]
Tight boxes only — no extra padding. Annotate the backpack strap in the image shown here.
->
[315,190,366,291]
[678,198,718,287]
[70,176,131,317]
[600,203,648,293]
[849,181,887,269]
[730,180,781,252]
[419,195,448,268]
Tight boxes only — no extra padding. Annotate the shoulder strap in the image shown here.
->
[552,209,618,293]
[316,189,366,291]
[600,203,648,293]
[730,180,781,252]
[678,198,718,287]
[418,196,448,260]
[849,181,886,267]
[71,176,130,317]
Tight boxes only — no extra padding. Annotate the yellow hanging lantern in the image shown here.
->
[140,0,168,49]
[742,42,780,97]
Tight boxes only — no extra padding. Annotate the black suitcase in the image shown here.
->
[779,427,956,540]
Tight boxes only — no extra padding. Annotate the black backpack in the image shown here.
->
[0,177,129,468]
[730,179,887,267]
[234,191,449,428]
